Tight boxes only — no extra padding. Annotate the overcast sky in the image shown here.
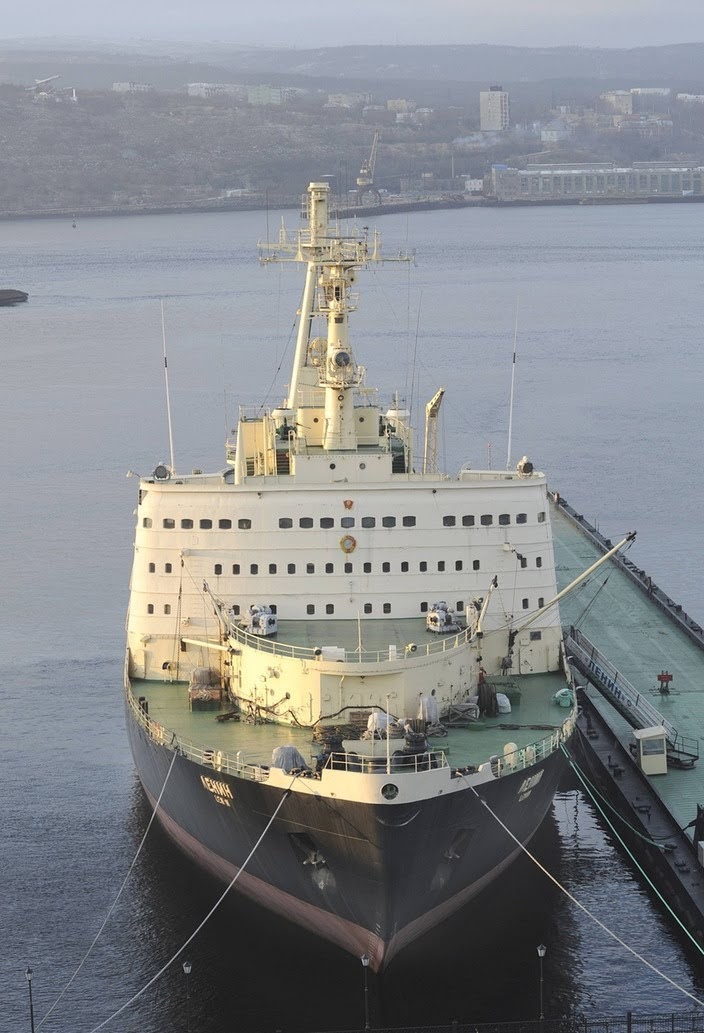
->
[4,0,704,49]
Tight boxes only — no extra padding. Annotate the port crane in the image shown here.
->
[26,75,61,94]
[356,129,382,205]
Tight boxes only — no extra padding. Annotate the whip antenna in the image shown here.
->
[506,298,519,471]
[161,300,176,473]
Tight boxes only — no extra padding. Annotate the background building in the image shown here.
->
[480,85,510,131]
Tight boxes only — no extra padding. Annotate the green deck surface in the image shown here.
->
[553,506,704,832]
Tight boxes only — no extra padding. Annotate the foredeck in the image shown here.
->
[552,503,704,833]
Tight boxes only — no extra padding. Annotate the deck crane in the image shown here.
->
[356,129,382,205]
[423,387,445,473]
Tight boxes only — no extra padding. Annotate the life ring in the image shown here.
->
[340,534,357,554]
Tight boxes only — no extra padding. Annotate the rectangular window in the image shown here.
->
[520,557,528,569]
[214,564,222,575]
[516,513,527,524]
[530,630,542,641]
[382,516,396,528]
[269,604,277,614]
[383,603,391,614]
[306,563,315,574]
[232,564,240,575]
[341,516,355,528]
[325,563,334,574]
[419,561,427,572]
[163,518,175,529]
[455,560,463,571]
[320,517,334,529]
[462,515,475,526]
[364,603,372,614]
[269,563,277,574]
[164,604,171,614]
[536,556,542,568]
[147,603,154,614]
[287,563,296,574]
[537,512,546,523]
[498,514,510,526]
[473,560,480,570]
[250,564,258,574]
[232,604,240,616]
[403,516,416,527]
[480,514,493,526]
[148,562,155,573]
[299,517,314,528]
[143,517,152,528]
[401,561,409,572]
[181,518,194,529]
[219,519,232,529]
[238,518,252,529]
[325,603,334,614]
[382,561,390,573]
[538,597,544,608]
[456,600,464,611]
[438,561,445,572]
[200,519,212,529]
[522,598,529,609]
[344,562,353,573]
[443,515,456,526]
[420,601,428,613]
[363,562,372,573]
[361,517,376,528]
[165,563,172,573]
[306,604,315,615]
[279,517,293,528]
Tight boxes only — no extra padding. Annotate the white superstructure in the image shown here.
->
[127,182,562,725]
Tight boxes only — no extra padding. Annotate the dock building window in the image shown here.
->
[181,519,194,529]
[219,519,232,529]
[382,516,396,527]
[279,518,293,528]
[462,515,475,526]
[200,519,212,529]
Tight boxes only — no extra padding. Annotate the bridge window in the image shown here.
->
[233,564,240,574]
[403,516,416,527]
[341,516,355,528]
[288,563,296,574]
[165,563,172,573]
[219,519,232,529]
[480,515,493,526]
[462,515,475,526]
[163,518,175,528]
[456,600,464,611]
[200,519,212,529]
[320,517,334,528]
[536,556,542,568]
[438,561,445,572]
[269,563,277,574]
[473,560,480,570]
[420,601,428,612]
[143,517,152,528]
[538,597,545,608]
[363,562,372,573]
[383,603,391,614]
[306,604,315,615]
[326,604,335,614]
[214,564,222,575]
[401,561,409,572]
[344,562,353,573]
[361,517,376,528]
[238,518,252,529]
[250,564,258,574]
[148,563,155,573]
[382,516,396,527]
[538,512,546,523]
[147,604,154,614]
[306,563,315,574]
[455,560,463,571]
[522,598,529,609]
[530,630,542,641]
[516,513,527,524]
[443,515,456,526]
[181,518,193,529]
[325,563,334,573]
[498,514,510,525]
[300,517,314,528]
[279,518,293,528]
[382,561,390,573]
[232,604,240,616]
[164,604,171,614]
[419,561,427,572]
[364,603,372,613]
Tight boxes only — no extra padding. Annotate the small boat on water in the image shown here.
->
[0,289,28,305]
[124,180,629,969]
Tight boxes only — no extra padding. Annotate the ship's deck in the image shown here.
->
[132,669,571,772]
[553,504,704,834]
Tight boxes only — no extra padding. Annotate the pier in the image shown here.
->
[549,497,704,949]
[311,1010,704,1033]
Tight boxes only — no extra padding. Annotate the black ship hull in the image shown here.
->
[126,702,568,969]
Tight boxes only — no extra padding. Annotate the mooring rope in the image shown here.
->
[85,782,294,1032]
[37,750,179,1030]
[467,778,704,1005]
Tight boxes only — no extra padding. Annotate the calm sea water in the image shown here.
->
[1,203,703,1032]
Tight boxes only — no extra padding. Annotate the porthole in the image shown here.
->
[381,784,399,800]
[360,462,366,469]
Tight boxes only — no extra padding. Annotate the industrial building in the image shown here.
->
[479,85,510,131]
[487,162,704,201]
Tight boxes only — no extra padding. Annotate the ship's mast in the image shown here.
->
[260,181,410,452]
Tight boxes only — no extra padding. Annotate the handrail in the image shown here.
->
[226,621,473,663]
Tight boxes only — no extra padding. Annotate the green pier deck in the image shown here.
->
[553,500,704,838]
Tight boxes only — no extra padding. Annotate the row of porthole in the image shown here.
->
[145,597,546,617]
[148,555,543,575]
[142,512,546,531]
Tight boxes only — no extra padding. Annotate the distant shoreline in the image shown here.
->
[2,193,704,222]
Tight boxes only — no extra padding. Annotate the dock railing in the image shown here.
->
[311,1011,704,1033]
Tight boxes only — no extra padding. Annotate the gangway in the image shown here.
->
[566,626,699,768]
